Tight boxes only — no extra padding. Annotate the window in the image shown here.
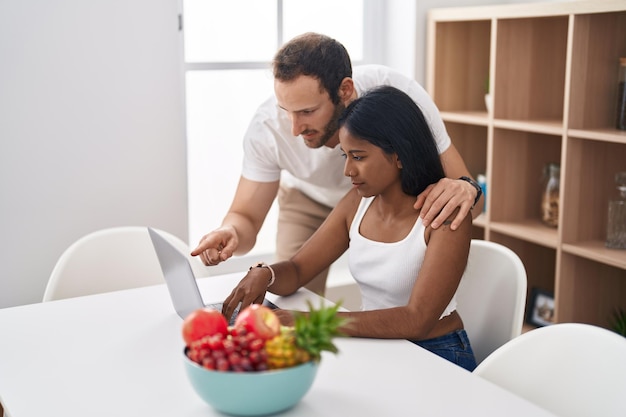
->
[183,0,375,256]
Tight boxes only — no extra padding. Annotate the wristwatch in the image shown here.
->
[459,176,482,209]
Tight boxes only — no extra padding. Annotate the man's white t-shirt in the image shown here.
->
[241,64,451,208]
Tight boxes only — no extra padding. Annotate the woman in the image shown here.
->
[222,86,477,370]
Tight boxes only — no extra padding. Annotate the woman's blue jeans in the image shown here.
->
[410,329,477,371]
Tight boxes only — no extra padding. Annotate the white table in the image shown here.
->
[0,273,556,417]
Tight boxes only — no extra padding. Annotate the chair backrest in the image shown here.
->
[474,323,626,417]
[455,239,527,364]
[43,226,205,301]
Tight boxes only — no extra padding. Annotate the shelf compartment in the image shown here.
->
[494,16,568,122]
[568,128,626,144]
[561,137,626,246]
[493,118,564,136]
[440,111,489,126]
[431,20,491,112]
[568,11,626,130]
[490,128,562,227]
[558,253,626,328]
[490,233,557,316]
[490,219,558,249]
[473,213,487,228]
[472,214,487,240]
[444,122,488,179]
[562,241,626,270]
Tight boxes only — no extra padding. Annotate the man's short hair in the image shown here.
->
[273,32,352,105]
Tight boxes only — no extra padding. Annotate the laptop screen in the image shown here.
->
[148,227,205,319]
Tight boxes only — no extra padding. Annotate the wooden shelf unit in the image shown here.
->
[426,0,626,330]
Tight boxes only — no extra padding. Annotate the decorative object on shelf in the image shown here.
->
[526,288,555,328]
[484,94,493,114]
[477,174,487,213]
[484,76,492,114]
[616,57,626,130]
[606,171,626,249]
[541,163,560,228]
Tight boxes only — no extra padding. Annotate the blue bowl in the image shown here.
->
[183,351,319,416]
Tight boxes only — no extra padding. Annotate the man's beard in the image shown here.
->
[306,102,346,148]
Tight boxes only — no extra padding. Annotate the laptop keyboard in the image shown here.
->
[206,303,240,326]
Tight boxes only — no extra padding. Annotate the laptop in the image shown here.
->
[147,227,276,323]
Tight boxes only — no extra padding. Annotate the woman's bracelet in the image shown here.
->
[249,262,276,288]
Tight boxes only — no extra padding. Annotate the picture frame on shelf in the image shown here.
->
[527,288,555,327]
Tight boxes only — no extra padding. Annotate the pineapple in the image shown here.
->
[266,301,346,369]
[265,327,311,369]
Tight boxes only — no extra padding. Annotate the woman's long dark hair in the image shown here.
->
[338,86,445,196]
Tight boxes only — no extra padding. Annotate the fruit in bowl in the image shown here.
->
[182,302,344,416]
[182,307,229,347]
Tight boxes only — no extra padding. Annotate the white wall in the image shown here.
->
[0,0,188,308]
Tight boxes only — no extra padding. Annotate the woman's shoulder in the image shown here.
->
[336,188,362,209]
[334,189,364,221]
[424,207,473,244]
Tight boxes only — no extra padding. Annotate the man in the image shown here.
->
[191,33,483,295]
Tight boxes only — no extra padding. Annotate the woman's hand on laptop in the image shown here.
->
[221,268,271,321]
[191,226,238,266]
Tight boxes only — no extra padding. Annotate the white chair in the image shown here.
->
[455,239,527,364]
[43,226,206,301]
[474,323,626,417]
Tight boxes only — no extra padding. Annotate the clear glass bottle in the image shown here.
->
[617,57,626,130]
[541,163,560,228]
[606,172,626,249]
